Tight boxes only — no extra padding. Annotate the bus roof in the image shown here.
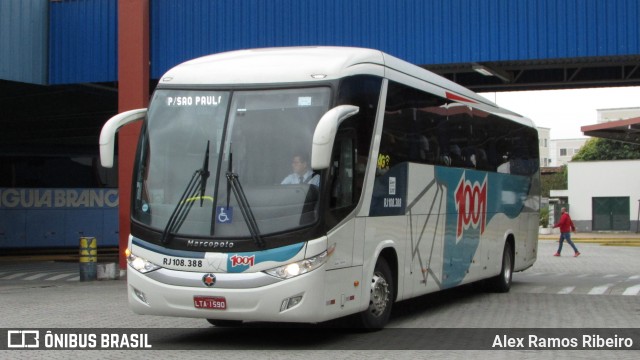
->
[161,47,385,85]
[159,46,533,127]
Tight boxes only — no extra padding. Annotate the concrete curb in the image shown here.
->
[538,234,640,246]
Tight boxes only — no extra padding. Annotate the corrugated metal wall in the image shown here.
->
[48,0,117,84]
[150,0,640,78]
[0,0,48,84]
[1,0,639,84]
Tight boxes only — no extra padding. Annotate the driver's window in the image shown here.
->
[330,132,355,209]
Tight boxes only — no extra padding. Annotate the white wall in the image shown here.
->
[597,107,640,123]
[568,160,640,230]
[552,138,587,166]
[537,127,551,167]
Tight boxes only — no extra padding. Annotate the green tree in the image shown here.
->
[572,138,640,161]
[541,165,567,197]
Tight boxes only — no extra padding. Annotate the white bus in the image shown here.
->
[100,47,539,329]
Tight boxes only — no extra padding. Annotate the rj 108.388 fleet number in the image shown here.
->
[162,258,203,267]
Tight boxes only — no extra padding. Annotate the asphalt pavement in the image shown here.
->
[1,236,639,359]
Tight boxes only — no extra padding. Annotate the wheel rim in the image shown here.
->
[368,271,390,317]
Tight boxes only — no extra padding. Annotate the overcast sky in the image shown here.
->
[479,86,640,139]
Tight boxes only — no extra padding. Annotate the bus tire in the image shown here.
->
[206,319,242,327]
[488,241,513,293]
[355,257,394,330]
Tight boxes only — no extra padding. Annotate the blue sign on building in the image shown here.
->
[0,188,119,248]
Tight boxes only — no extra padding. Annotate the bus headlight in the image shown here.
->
[264,251,327,279]
[127,252,161,273]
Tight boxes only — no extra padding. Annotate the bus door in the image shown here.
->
[325,129,358,270]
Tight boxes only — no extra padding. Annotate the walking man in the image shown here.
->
[553,207,580,257]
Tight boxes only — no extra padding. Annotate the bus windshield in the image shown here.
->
[133,87,331,240]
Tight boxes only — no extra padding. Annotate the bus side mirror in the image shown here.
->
[311,105,359,169]
[99,108,147,168]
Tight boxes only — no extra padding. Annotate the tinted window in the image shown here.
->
[326,75,382,227]
[380,81,539,176]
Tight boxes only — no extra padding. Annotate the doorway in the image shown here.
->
[592,197,630,231]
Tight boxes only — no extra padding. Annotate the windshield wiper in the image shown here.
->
[200,141,211,205]
[226,151,264,248]
[161,141,210,244]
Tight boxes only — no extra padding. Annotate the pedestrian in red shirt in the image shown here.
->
[553,207,580,257]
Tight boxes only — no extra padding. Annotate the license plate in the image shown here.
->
[194,296,227,310]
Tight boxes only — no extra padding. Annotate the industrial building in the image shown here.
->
[2,0,639,255]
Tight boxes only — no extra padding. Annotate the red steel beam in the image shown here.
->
[117,0,149,269]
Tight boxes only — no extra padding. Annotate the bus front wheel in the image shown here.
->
[355,257,394,330]
[206,319,242,327]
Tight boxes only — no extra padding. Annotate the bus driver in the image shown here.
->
[281,154,319,186]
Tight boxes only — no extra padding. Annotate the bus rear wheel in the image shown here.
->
[355,257,394,330]
[488,241,513,293]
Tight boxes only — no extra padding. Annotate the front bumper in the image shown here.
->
[127,264,329,323]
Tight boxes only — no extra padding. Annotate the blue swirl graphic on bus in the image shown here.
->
[435,167,531,287]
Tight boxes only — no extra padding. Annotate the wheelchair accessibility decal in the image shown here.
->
[216,206,233,224]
